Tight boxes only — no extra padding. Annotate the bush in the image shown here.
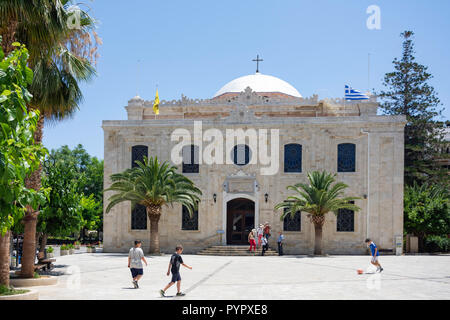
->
[0,285,28,296]
[60,245,68,250]
[46,246,54,253]
[424,236,450,252]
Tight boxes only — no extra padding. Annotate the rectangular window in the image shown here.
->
[337,202,355,232]
[182,205,199,230]
[131,204,147,230]
[182,145,199,173]
[131,145,148,168]
[283,208,301,231]
[337,143,356,172]
[284,144,302,173]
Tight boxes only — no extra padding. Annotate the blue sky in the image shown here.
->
[43,0,450,159]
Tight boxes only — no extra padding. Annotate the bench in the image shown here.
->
[34,264,47,271]
[38,258,56,270]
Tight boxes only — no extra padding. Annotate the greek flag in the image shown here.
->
[345,85,369,101]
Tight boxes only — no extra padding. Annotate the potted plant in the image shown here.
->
[74,241,81,250]
[60,245,69,256]
[87,245,96,253]
[68,244,75,255]
[46,246,54,258]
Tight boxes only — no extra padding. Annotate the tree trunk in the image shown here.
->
[147,205,161,254]
[311,215,326,256]
[1,19,18,55]
[20,212,38,278]
[0,231,11,287]
[40,234,48,253]
[314,224,323,255]
[20,114,44,278]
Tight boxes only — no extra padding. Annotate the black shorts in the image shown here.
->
[130,268,143,278]
[171,272,181,283]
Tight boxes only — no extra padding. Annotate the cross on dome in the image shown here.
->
[252,54,263,73]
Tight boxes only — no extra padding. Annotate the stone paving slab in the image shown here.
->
[30,252,450,300]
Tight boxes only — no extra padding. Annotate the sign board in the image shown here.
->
[395,235,403,256]
[217,230,225,234]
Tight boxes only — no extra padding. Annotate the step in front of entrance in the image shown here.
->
[197,246,279,256]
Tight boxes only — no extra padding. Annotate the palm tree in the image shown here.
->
[105,157,202,254]
[275,171,360,255]
[0,0,99,278]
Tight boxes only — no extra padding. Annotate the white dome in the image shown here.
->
[213,72,302,98]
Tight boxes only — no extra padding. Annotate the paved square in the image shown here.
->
[31,250,450,300]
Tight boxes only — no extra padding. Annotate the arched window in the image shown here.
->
[337,202,355,232]
[131,204,147,230]
[131,145,148,168]
[232,144,251,166]
[182,205,199,230]
[283,208,301,232]
[182,145,199,173]
[284,144,302,173]
[338,143,356,172]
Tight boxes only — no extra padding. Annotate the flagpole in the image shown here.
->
[344,85,346,116]
[368,53,371,93]
[154,84,158,120]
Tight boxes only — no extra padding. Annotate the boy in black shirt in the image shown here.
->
[160,244,192,297]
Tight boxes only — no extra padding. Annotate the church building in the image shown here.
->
[102,68,406,255]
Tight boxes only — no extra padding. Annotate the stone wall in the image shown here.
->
[103,101,405,255]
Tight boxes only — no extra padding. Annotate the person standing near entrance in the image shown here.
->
[128,240,148,289]
[248,230,256,252]
[256,224,264,248]
[261,236,268,256]
[263,222,271,247]
[277,232,285,256]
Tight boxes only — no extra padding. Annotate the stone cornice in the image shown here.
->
[102,115,407,129]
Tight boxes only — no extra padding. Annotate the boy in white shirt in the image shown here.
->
[128,240,148,288]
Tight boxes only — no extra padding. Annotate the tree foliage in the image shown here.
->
[275,171,361,219]
[0,41,47,235]
[38,144,103,237]
[377,31,447,186]
[105,156,202,215]
[105,156,202,253]
[275,171,360,255]
[38,149,84,237]
[404,182,450,239]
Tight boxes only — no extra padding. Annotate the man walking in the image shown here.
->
[277,231,285,256]
[128,240,148,288]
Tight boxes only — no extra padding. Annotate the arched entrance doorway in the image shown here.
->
[226,198,255,245]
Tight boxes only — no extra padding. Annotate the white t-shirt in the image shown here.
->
[129,247,144,269]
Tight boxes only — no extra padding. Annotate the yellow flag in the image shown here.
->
[153,89,160,115]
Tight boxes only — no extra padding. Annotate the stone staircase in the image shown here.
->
[197,245,279,256]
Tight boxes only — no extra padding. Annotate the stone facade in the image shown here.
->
[102,87,406,255]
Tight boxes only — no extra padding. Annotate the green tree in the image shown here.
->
[275,171,360,255]
[377,31,447,186]
[0,1,100,278]
[404,182,450,252]
[105,157,202,254]
[39,145,103,240]
[0,42,46,287]
[38,150,85,251]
